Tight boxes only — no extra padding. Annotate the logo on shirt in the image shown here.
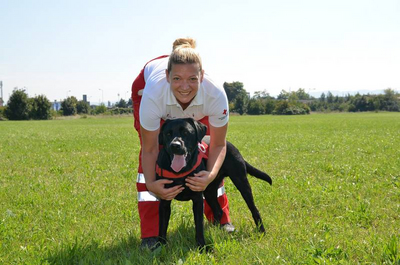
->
[219,109,228,120]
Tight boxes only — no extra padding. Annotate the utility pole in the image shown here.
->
[99,89,104,105]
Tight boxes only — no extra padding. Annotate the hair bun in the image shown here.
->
[172,38,196,50]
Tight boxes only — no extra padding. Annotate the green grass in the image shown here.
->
[1,113,399,264]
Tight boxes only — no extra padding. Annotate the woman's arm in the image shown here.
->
[140,125,184,200]
[185,123,228,191]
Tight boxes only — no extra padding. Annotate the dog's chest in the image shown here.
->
[156,162,206,201]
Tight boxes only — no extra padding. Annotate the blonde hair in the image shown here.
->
[168,37,203,72]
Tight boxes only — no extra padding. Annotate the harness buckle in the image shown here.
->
[198,143,206,153]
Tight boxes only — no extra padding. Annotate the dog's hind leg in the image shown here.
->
[192,194,206,248]
[158,200,172,244]
[229,171,266,233]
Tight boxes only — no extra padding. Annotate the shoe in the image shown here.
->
[221,222,235,233]
[140,237,160,250]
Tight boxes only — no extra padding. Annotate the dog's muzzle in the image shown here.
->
[169,137,186,155]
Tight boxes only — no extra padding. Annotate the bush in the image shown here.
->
[0,106,6,120]
[338,103,350,112]
[94,104,107,115]
[30,95,52,120]
[264,100,275,114]
[110,107,133,115]
[76,100,90,114]
[5,88,30,120]
[273,101,289,115]
[273,100,310,115]
[61,96,78,116]
[115,99,128,108]
[247,99,265,115]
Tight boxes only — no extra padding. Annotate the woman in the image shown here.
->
[132,38,234,249]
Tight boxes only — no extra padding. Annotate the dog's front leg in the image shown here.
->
[204,184,223,225]
[192,194,206,248]
[159,199,172,245]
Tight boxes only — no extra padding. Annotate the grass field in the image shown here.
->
[1,113,399,264]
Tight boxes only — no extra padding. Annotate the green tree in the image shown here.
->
[273,100,290,114]
[116,98,127,108]
[264,99,276,114]
[233,92,248,115]
[296,88,311,100]
[95,104,107,114]
[5,88,30,120]
[223,81,245,103]
[273,100,310,115]
[326,91,334,104]
[247,98,265,115]
[383,88,399,111]
[320,92,326,102]
[127,98,133,107]
[76,100,90,114]
[277,90,289,100]
[253,90,271,99]
[30,95,51,120]
[288,91,299,102]
[61,96,78,116]
[0,106,6,120]
[350,94,373,112]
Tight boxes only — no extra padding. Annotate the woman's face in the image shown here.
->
[166,63,204,110]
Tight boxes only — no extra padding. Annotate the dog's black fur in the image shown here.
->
[156,118,272,249]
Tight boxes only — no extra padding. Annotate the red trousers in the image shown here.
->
[132,56,231,239]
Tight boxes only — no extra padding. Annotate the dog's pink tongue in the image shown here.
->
[171,155,186,172]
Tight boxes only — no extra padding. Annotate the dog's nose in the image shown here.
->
[170,141,182,151]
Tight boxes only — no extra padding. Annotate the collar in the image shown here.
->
[156,142,208,179]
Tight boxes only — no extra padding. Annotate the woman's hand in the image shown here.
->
[146,179,184,201]
[185,171,214,192]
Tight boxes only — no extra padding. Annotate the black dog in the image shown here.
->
[156,118,272,249]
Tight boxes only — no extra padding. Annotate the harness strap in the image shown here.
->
[156,142,208,179]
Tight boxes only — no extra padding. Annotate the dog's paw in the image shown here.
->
[198,244,213,253]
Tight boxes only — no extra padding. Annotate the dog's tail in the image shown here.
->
[245,161,272,185]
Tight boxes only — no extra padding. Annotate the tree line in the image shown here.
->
[0,88,132,121]
[224,82,399,115]
[1,85,399,121]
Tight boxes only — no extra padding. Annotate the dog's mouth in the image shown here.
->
[171,154,187,172]
[168,138,188,172]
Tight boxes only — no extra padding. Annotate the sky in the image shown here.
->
[1,0,399,105]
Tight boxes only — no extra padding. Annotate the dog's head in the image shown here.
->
[159,118,207,172]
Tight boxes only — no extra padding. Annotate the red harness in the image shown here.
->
[156,142,208,179]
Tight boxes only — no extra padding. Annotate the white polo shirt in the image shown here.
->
[139,57,229,131]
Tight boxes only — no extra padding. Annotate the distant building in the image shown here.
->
[52,100,61,111]
[0,98,3,107]
[83,94,87,102]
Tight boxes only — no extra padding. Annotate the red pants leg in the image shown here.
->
[136,178,160,238]
[204,184,231,224]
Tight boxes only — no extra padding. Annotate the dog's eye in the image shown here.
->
[166,132,172,137]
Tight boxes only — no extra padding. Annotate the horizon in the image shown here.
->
[2,86,397,108]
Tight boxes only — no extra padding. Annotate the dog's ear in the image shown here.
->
[188,119,207,142]
[158,119,170,145]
